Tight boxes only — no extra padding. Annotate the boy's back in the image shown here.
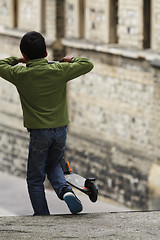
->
[0,56,93,129]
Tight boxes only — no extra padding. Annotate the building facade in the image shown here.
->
[0,0,160,210]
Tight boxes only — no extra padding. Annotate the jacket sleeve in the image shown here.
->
[0,57,19,84]
[61,57,94,82]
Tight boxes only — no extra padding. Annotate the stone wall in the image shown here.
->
[63,0,160,209]
[64,0,80,39]
[0,0,13,28]
[85,0,110,44]
[118,0,144,48]
[62,45,156,210]
[0,125,28,177]
[64,0,117,44]
[18,0,42,32]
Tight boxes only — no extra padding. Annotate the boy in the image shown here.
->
[0,31,94,215]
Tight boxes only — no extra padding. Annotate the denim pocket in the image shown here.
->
[30,130,52,152]
[30,138,50,152]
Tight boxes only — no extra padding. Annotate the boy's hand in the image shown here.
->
[19,58,27,63]
[60,56,74,62]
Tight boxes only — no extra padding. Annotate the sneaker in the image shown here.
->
[63,192,83,214]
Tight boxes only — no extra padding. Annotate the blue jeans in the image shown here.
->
[27,126,72,215]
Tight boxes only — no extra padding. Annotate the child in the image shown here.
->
[0,31,94,215]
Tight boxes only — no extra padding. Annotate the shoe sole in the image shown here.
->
[64,193,83,214]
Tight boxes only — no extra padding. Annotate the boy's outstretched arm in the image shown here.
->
[0,57,20,84]
[60,56,94,82]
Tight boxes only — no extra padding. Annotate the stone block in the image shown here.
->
[0,0,13,28]
[17,0,43,32]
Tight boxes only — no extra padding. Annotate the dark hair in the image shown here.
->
[20,31,46,60]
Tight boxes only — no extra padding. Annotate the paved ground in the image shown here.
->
[1,172,160,240]
[0,171,129,216]
[1,211,160,239]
